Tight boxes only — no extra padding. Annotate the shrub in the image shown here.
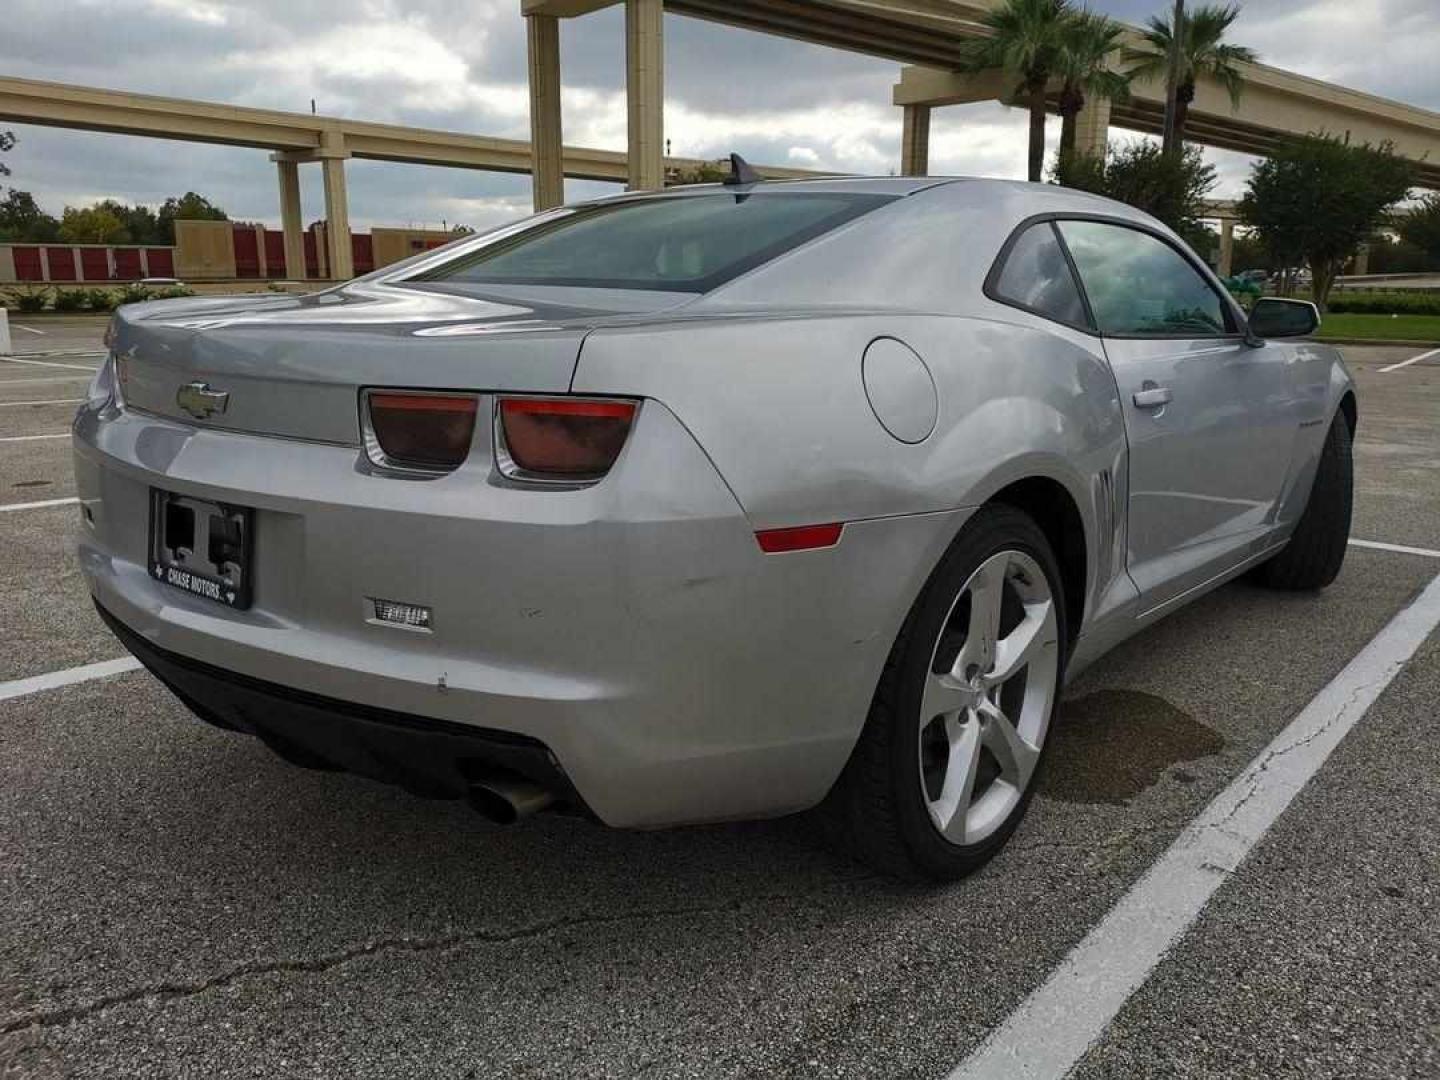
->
[52,289,87,312]
[116,283,155,306]
[83,287,118,312]
[153,284,195,299]
[4,283,50,312]
[1327,290,1440,316]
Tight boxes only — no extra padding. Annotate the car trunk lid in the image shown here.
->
[112,283,680,445]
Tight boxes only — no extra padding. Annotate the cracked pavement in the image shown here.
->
[1,344,1438,1077]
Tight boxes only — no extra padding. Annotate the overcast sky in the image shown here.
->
[2,0,1437,231]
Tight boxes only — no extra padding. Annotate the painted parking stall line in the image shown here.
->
[0,497,79,513]
[1349,538,1440,559]
[0,398,84,407]
[948,570,1440,1080]
[1,356,102,372]
[0,433,70,443]
[0,657,143,704]
[1377,346,1440,373]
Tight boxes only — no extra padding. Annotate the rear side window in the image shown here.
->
[413,192,893,293]
[990,223,1089,328]
[1057,220,1231,337]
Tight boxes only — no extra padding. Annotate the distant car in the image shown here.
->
[74,177,1354,880]
[1234,269,1269,284]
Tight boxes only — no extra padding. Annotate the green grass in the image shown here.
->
[1314,313,1440,342]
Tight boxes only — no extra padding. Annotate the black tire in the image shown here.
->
[1256,411,1353,591]
[820,504,1067,882]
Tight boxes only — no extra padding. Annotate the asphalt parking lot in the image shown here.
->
[1,319,1437,1079]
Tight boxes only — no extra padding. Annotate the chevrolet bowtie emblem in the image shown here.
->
[176,381,229,420]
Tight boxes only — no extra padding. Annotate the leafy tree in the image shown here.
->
[1398,193,1440,264]
[59,205,128,244]
[0,130,13,178]
[156,191,228,243]
[957,0,1075,183]
[1126,4,1257,152]
[95,199,161,245]
[1054,139,1217,247]
[1363,232,1438,275]
[665,160,730,186]
[1239,134,1414,310]
[1055,10,1130,165]
[0,188,62,242]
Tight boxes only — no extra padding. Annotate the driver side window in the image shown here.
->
[1058,220,1232,338]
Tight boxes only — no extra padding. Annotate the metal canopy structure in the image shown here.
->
[524,0,1440,197]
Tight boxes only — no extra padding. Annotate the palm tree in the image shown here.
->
[1127,4,1258,150]
[1055,11,1131,164]
[956,0,1075,183]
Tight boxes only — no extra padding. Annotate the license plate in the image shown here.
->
[149,490,254,609]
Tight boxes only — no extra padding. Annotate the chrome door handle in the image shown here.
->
[1133,386,1173,408]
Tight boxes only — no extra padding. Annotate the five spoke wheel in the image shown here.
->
[918,549,1059,846]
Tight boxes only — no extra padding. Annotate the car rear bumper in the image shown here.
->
[96,598,586,809]
[73,397,969,828]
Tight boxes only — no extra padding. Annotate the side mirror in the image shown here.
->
[1247,297,1320,339]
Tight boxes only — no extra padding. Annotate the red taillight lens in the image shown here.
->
[367,392,479,471]
[498,397,637,479]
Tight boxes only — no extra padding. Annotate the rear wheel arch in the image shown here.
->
[986,476,1087,653]
[1338,391,1357,437]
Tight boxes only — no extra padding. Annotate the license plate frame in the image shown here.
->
[148,490,254,610]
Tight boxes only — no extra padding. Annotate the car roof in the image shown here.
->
[580,175,1157,223]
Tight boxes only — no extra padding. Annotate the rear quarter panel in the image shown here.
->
[572,310,1129,637]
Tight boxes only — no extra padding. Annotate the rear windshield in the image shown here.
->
[411,192,894,293]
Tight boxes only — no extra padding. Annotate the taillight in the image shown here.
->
[365,391,479,473]
[496,396,638,481]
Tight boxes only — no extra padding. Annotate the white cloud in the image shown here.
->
[0,0,1434,231]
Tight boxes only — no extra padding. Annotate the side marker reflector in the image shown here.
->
[755,523,844,554]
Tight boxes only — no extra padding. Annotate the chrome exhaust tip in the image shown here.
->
[467,775,555,824]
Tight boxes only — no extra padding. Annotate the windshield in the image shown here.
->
[410,192,894,293]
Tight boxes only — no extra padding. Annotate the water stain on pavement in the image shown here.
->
[1039,689,1224,805]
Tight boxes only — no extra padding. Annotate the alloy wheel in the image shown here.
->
[917,548,1059,846]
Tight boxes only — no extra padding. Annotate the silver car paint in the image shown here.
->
[73,177,1354,827]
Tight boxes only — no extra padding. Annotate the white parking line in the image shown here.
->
[1350,538,1440,559]
[0,433,69,443]
[0,356,101,372]
[0,398,83,407]
[0,656,143,704]
[14,325,46,335]
[1377,346,1440,373]
[0,375,95,387]
[948,568,1440,1080]
[0,497,78,513]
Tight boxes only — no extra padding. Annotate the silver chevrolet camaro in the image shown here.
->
[74,174,1354,880]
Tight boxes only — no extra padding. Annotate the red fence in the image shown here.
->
[4,245,177,283]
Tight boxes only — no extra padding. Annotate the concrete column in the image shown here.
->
[320,131,354,280]
[276,158,305,280]
[901,104,931,177]
[1074,96,1111,161]
[527,14,565,211]
[1352,242,1370,276]
[313,223,329,280]
[1218,218,1235,278]
[625,0,664,191]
